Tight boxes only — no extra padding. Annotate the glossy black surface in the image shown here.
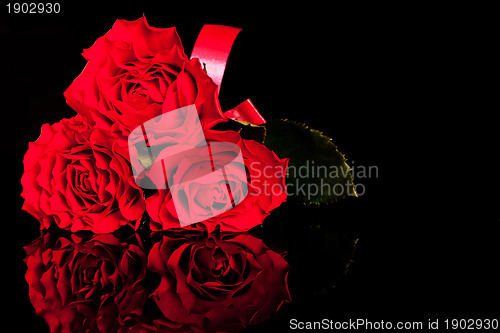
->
[2,2,498,331]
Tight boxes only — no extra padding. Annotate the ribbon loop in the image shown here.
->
[191,24,266,125]
[190,24,242,94]
[224,99,266,125]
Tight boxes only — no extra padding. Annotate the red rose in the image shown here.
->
[147,233,290,333]
[21,116,145,233]
[24,233,149,333]
[64,17,226,136]
[145,130,288,232]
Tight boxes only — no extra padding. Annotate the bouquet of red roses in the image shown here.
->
[20,17,357,332]
[21,17,354,234]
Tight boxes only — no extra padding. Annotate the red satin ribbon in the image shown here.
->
[191,24,266,125]
[191,24,241,94]
[224,99,265,125]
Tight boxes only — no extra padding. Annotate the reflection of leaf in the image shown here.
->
[304,227,358,291]
[263,119,356,205]
[253,213,359,299]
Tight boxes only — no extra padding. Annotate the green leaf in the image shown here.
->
[263,119,356,205]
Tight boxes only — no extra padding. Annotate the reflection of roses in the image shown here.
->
[64,17,226,136]
[21,116,145,233]
[147,233,290,333]
[145,130,289,232]
[24,233,148,333]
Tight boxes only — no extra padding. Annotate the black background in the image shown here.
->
[2,1,498,331]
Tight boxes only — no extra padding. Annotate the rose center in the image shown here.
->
[211,249,229,277]
[131,86,147,98]
[129,84,148,98]
[79,172,92,193]
[83,266,98,284]
[211,185,226,202]
[126,83,153,109]
[212,258,229,276]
